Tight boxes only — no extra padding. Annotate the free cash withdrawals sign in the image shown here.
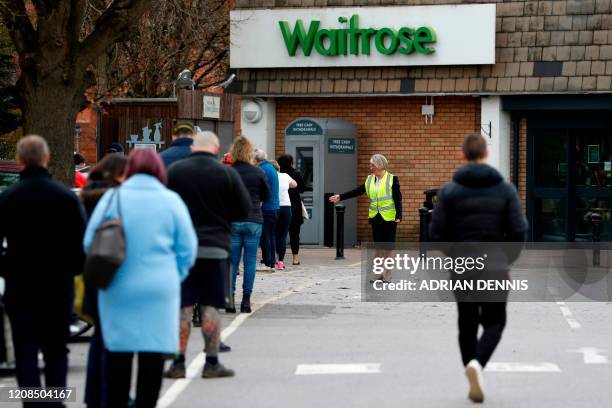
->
[230,4,496,68]
[328,138,355,154]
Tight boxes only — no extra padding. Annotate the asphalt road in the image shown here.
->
[2,248,611,407]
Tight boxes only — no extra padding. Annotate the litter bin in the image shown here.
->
[419,189,439,242]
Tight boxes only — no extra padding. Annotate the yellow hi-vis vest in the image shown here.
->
[365,171,396,221]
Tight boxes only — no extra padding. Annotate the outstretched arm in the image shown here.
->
[329,184,367,203]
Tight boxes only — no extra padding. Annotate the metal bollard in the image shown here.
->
[419,207,431,256]
[591,212,602,267]
[335,204,346,260]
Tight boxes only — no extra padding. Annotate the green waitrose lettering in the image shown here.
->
[279,15,436,57]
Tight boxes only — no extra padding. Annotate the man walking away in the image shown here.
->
[429,133,527,403]
[166,131,250,378]
[160,122,196,168]
[254,150,279,272]
[0,135,86,405]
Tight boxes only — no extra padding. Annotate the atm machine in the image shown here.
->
[285,118,358,246]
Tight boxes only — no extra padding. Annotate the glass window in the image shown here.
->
[533,198,566,242]
[574,130,612,187]
[534,129,567,188]
[575,197,611,242]
[296,146,313,192]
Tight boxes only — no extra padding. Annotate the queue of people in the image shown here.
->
[0,129,526,407]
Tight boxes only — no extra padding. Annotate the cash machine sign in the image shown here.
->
[286,119,323,136]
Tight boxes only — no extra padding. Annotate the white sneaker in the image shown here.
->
[465,359,485,403]
[256,263,269,271]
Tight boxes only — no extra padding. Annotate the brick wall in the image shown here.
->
[234,0,612,96]
[76,107,98,165]
[276,96,480,241]
[509,117,528,210]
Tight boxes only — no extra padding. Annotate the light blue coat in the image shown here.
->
[83,174,197,353]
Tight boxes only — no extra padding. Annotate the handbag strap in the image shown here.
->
[100,187,122,220]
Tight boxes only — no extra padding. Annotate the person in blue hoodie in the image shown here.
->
[160,122,196,168]
[254,149,279,272]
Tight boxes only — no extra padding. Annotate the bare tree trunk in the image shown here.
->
[21,84,82,186]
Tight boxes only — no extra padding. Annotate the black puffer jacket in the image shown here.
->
[167,152,251,251]
[429,163,528,243]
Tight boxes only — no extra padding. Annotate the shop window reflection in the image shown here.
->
[534,129,567,188]
[575,198,611,242]
[533,198,566,241]
[575,131,612,187]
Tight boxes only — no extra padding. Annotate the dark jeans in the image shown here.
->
[85,326,108,408]
[107,352,164,408]
[7,305,71,408]
[260,209,279,267]
[457,302,507,368]
[275,206,292,262]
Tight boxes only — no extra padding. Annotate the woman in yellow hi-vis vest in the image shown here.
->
[329,154,402,281]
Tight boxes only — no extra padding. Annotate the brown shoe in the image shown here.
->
[163,361,186,379]
[202,363,235,378]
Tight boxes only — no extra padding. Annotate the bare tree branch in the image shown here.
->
[77,0,151,69]
[0,0,37,56]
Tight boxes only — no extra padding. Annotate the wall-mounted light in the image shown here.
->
[172,69,195,97]
[243,99,263,123]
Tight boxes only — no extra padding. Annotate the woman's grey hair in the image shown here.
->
[17,135,49,167]
[370,154,389,170]
[254,149,268,162]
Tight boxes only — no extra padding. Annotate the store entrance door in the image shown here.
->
[529,120,612,241]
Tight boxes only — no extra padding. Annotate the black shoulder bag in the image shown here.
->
[83,188,126,289]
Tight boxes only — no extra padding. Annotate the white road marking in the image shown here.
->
[485,362,561,372]
[549,288,581,329]
[158,275,350,408]
[559,306,572,317]
[566,318,582,329]
[295,363,381,375]
[569,348,610,364]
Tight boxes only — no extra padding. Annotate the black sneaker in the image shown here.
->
[163,361,186,379]
[202,363,235,378]
[204,342,231,354]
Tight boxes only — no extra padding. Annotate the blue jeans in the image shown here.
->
[260,210,279,268]
[231,222,263,296]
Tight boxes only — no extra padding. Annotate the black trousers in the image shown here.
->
[288,205,303,255]
[7,304,70,408]
[457,302,507,368]
[107,352,164,408]
[275,206,292,262]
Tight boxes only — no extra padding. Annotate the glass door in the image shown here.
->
[531,129,568,241]
[573,129,612,241]
[530,125,612,241]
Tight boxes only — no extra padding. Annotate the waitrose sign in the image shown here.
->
[279,15,436,57]
[230,5,496,68]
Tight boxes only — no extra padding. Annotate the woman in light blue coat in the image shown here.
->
[83,149,197,408]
